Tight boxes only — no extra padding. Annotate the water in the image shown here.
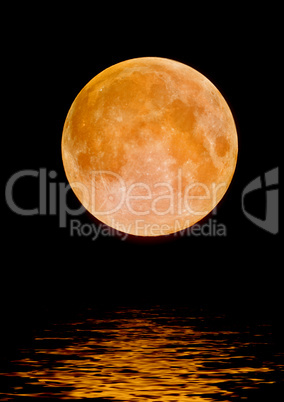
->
[0,307,283,401]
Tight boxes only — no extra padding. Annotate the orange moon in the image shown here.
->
[62,57,238,236]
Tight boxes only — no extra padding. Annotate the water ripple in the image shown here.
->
[0,307,283,401]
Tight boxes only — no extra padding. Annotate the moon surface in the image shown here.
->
[62,57,238,236]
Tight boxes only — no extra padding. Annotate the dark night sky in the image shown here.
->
[3,6,281,340]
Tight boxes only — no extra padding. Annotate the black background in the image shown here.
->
[3,5,282,345]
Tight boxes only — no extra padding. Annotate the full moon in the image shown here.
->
[62,57,238,236]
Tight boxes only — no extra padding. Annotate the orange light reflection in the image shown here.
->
[0,309,280,401]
